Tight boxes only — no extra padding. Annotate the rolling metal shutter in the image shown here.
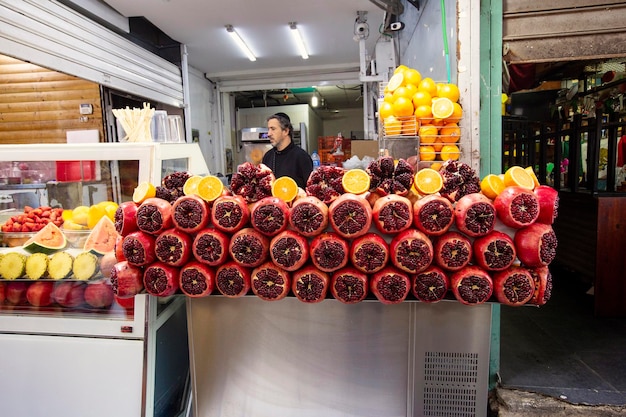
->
[0,0,184,107]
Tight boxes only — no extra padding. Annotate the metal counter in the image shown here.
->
[187,297,491,417]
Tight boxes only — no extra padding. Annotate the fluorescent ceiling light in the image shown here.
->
[311,95,318,107]
[225,24,256,61]
[289,22,309,59]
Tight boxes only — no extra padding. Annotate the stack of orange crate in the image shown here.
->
[317,136,351,166]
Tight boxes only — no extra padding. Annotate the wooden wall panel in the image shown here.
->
[0,54,104,144]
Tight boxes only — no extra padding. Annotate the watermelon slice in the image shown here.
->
[22,222,67,254]
[83,216,121,255]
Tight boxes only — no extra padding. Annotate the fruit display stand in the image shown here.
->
[0,142,208,417]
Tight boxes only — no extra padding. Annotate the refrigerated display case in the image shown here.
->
[0,142,209,417]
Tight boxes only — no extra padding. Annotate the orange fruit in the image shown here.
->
[414,168,443,195]
[418,125,438,144]
[432,138,444,152]
[503,166,535,190]
[383,92,394,103]
[387,72,404,92]
[440,144,460,161]
[379,101,394,120]
[132,181,156,204]
[197,175,225,202]
[418,77,438,97]
[392,86,412,101]
[480,174,505,200]
[437,83,460,102]
[383,116,403,136]
[342,169,371,195]
[439,123,461,143]
[447,102,463,123]
[392,96,414,117]
[412,90,432,109]
[272,176,299,203]
[430,162,443,171]
[414,104,433,121]
[183,175,203,196]
[525,166,541,188]
[402,118,419,136]
[403,68,422,86]
[394,65,409,75]
[419,145,436,161]
[431,97,455,119]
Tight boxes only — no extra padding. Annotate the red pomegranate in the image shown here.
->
[439,160,481,202]
[251,261,291,301]
[330,267,368,304]
[114,201,139,236]
[494,186,539,229]
[122,231,156,267]
[412,265,449,303]
[172,194,210,234]
[310,232,349,273]
[433,231,472,272]
[250,196,290,237]
[292,265,330,303]
[305,165,345,204]
[366,156,414,196]
[26,281,55,307]
[269,230,309,272]
[110,261,144,298]
[192,228,230,266]
[514,223,558,267]
[229,162,275,204]
[143,262,179,297]
[349,232,389,274]
[211,194,250,233]
[534,185,559,225]
[372,193,413,235]
[473,230,516,271]
[412,194,455,236]
[179,261,215,297]
[288,195,329,237]
[114,234,126,262]
[228,227,269,268]
[527,266,553,306]
[84,279,115,308]
[328,193,372,239]
[136,197,173,235]
[389,228,434,274]
[370,266,411,304]
[215,261,251,298]
[154,228,193,267]
[493,266,536,306]
[454,192,496,237]
[450,265,493,305]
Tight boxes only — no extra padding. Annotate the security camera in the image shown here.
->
[356,22,368,33]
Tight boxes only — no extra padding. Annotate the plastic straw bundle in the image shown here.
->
[113,103,155,142]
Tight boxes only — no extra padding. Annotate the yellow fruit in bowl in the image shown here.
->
[87,204,107,229]
[71,206,90,226]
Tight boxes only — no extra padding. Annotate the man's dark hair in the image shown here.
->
[267,112,293,138]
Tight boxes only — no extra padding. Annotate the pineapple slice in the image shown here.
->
[25,253,50,280]
[0,252,27,280]
[72,252,100,281]
[48,251,74,280]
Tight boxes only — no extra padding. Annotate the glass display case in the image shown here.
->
[0,142,209,417]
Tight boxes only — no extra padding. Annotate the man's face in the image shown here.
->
[267,118,288,150]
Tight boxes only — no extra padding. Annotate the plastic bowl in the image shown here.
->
[62,228,91,249]
[0,231,36,247]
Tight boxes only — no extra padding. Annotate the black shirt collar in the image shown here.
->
[275,140,294,155]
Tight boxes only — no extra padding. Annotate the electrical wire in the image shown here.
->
[440,0,451,83]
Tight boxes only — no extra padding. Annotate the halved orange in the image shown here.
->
[419,145,436,161]
[431,97,455,119]
[525,166,541,188]
[183,175,203,196]
[132,181,156,204]
[196,175,224,202]
[439,123,461,143]
[342,169,371,195]
[414,168,443,195]
[440,144,460,161]
[503,166,535,190]
[387,72,404,92]
[480,174,505,200]
[272,176,299,203]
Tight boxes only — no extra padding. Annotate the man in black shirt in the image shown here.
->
[262,112,313,189]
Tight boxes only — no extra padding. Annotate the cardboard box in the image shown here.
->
[351,140,379,159]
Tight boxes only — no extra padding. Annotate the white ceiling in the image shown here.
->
[100,0,389,114]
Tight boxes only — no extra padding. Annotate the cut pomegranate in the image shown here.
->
[143,262,179,297]
[534,185,559,225]
[450,265,493,305]
[330,267,368,304]
[211,194,250,233]
[228,227,269,268]
[136,197,173,236]
[494,186,539,229]
[114,201,139,236]
[288,195,329,237]
[527,266,553,306]
[179,261,215,297]
[122,231,157,267]
[269,230,309,271]
[328,193,372,239]
[162,171,192,203]
[192,228,230,266]
[305,165,345,204]
[349,232,389,274]
[310,232,349,272]
[370,266,411,304]
[454,192,496,237]
[367,156,414,196]
[230,162,275,204]
[372,194,413,235]
[412,265,449,303]
[110,261,144,298]
[115,234,126,262]
[473,230,517,271]
[250,196,289,237]
[433,231,472,271]
[251,261,291,301]
[155,228,192,267]
[493,266,535,306]
[412,194,455,236]
[292,265,329,303]
[172,194,210,234]
[514,223,558,267]
[389,228,434,274]
[215,261,251,298]
[439,160,481,202]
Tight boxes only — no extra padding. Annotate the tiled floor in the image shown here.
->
[499,266,626,406]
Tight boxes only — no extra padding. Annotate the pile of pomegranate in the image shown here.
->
[109,159,557,307]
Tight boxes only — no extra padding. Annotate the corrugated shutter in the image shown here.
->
[503,0,626,63]
[0,0,184,107]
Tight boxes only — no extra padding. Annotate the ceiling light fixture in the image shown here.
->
[289,22,309,59]
[225,24,256,61]
[311,95,319,107]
